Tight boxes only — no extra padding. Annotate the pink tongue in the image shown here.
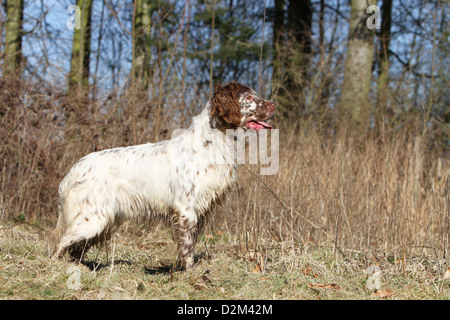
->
[246,120,273,130]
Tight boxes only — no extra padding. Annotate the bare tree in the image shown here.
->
[272,0,285,85]
[339,0,377,133]
[272,0,313,118]
[4,0,23,76]
[132,0,153,94]
[376,0,393,130]
[68,0,93,92]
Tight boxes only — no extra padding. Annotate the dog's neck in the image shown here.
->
[184,103,237,166]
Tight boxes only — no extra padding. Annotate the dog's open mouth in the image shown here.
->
[246,119,273,131]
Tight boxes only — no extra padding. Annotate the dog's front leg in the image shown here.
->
[172,211,198,271]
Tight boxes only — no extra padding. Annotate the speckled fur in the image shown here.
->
[47,82,276,270]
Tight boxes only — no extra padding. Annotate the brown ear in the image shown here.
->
[211,84,225,117]
[210,83,242,126]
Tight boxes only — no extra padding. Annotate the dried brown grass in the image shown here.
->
[0,79,448,268]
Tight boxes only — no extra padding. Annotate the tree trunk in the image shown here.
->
[132,0,152,94]
[68,0,93,92]
[287,0,312,57]
[376,0,392,131]
[272,0,285,82]
[66,0,92,144]
[339,0,377,133]
[273,0,312,118]
[4,0,23,76]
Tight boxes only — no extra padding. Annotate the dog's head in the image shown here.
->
[210,81,276,131]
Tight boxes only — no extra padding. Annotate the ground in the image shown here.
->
[0,223,448,300]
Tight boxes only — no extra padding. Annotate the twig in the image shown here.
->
[258,0,267,95]
[389,49,435,79]
[109,237,116,276]
[209,0,216,98]
[131,0,137,144]
[242,164,287,211]
[103,0,131,37]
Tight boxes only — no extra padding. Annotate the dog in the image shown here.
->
[47,82,276,270]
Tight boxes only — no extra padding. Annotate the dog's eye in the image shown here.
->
[246,95,253,101]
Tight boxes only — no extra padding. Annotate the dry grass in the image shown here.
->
[222,128,449,257]
[0,223,448,300]
[0,79,448,300]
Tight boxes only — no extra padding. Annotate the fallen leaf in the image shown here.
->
[303,267,318,278]
[246,250,265,273]
[308,283,341,290]
[371,289,394,298]
[251,264,262,273]
[204,234,214,243]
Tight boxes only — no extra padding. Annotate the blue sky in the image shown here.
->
[8,0,447,108]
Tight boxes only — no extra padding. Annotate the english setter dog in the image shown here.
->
[48,82,276,270]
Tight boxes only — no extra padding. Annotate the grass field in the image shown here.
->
[1,81,448,300]
[0,223,448,300]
